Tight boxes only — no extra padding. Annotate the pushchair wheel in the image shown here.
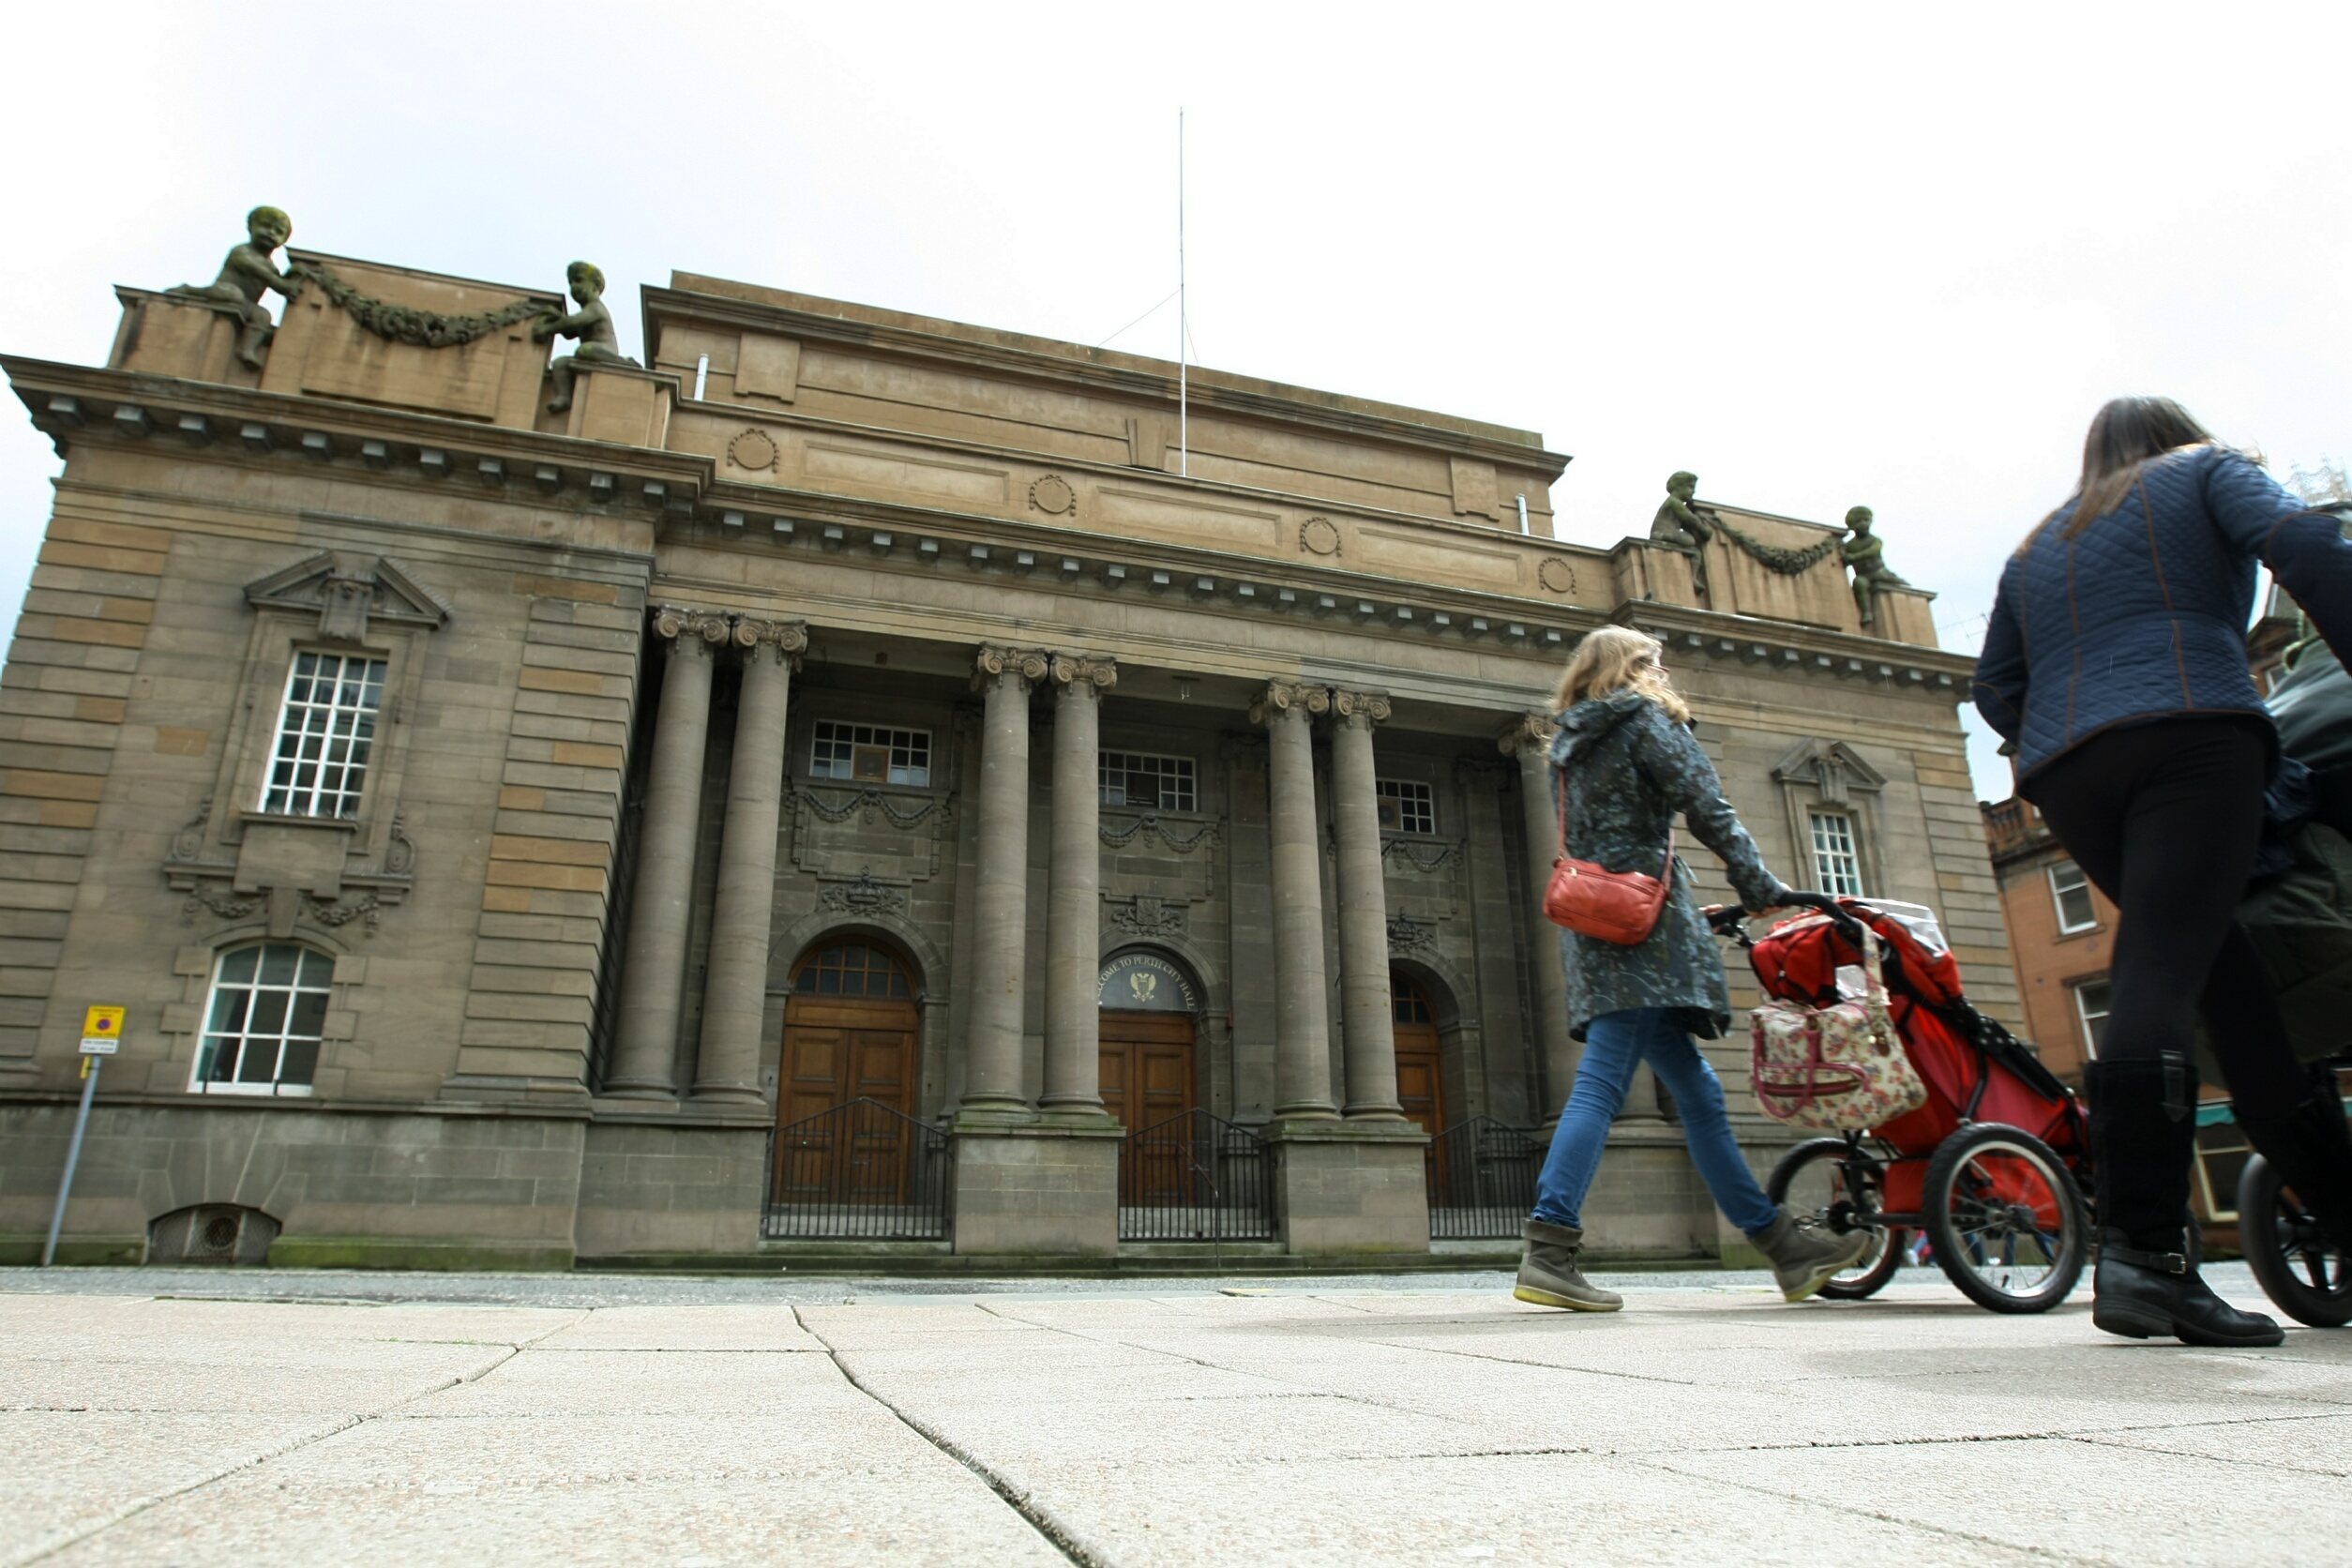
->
[2237,1153,2352,1327]
[1765,1138,1904,1300]
[1922,1123,2086,1314]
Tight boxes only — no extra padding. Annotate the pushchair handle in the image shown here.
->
[1773,891,1874,950]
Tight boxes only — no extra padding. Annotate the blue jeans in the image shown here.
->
[1532,1007,1779,1236]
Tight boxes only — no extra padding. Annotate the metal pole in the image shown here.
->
[41,1055,99,1267]
[1178,107,1187,479]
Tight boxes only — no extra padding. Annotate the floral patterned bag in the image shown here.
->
[1749,933,1928,1133]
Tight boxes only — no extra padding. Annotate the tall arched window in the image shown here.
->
[192,942,333,1095]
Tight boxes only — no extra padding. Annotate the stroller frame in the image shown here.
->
[1726,895,2094,1314]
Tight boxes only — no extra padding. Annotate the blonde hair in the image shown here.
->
[1552,626,1689,722]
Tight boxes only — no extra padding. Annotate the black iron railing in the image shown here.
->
[763,1097,951,1241]
[1425,1117,1542,1240]
[1118,1108,1274,1242]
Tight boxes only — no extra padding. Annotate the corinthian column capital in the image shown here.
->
[1049,654,1118,693]
[651,605,732,649]
[1249,679,1330,726]
[1331,688,1391,727]
[973,644,1051,690]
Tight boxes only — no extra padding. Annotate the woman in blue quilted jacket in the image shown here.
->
[1976,396,2352,1348]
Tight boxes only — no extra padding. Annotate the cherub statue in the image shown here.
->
[534,261,641,414]
[1651,471,1719,552]
[167,205,301,370]
[1842,505,1910,626]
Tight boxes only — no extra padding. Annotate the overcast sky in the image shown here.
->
[4,3,2346,799]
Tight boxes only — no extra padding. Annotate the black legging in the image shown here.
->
[2026,717,2308,1121]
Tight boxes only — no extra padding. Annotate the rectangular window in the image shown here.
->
[1808,809,1863,897]
[2049,861,2098,934]
[810,721,930,787]
[2194,1120,2251,1222]
[193,942,334,1096]
[1377,779,1437,836]
[1099,751,1196,812]
[2074,979,2112,1059]
[262,653,386,819]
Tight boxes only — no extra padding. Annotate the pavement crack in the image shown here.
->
[4,1310,585,1567]
[1360,1338,1700,1386]
[792,1304,1108,1568]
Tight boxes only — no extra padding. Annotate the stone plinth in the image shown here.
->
[1576,1122,1721,1260]
[574,1117,768,1260]
[565,363,678,449]
[110,289,264,389]
[1873,585,1939,648]
[950,1115,1123,1257]
[1262,1119,1429,1254]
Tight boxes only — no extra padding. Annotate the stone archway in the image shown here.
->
[777,935,922,1126]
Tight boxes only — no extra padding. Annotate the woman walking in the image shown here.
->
[1975,396,2352,1348]
[1516,626,1872,1312]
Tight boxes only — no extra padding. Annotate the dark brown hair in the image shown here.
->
[2036,396,2219,543]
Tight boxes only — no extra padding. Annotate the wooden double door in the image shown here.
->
[1099,1011,1196,1131]
[1393,974,1448,1137]
[778,942,919,1124]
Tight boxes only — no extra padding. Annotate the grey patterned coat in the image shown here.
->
[1548,693,1786,1041]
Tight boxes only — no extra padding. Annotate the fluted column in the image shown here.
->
[962,644,1048,1114]
[1043,655,1116,1111]
[692,617,808,1102]
[1251,680,1336,1118]
[607,608,730,1096]
[1506,714,1580,1118]
[1331,689,1403,1119]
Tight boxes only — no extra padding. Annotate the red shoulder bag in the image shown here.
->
[1543,789,1675,946]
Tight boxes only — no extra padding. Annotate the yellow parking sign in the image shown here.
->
[79,1005,124,1056]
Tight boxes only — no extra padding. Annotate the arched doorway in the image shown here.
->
[1098,949,1199,1130]
[1392,972,1448,1137]
[779,939,919,1124]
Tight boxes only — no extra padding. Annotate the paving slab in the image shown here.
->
[2,1268,2344,1567]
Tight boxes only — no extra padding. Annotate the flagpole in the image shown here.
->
[1178,107,1187,479]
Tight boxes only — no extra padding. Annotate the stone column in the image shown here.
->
[692,617,808,1103]
[1251,680,1335,1118]
[1330,689,1403,1120]
[1506,712,1661,1123]
[1505,714,1579,1120]
[962,644,1048,1115]
[606,608,730,1097]
[1042,655,1116,1112]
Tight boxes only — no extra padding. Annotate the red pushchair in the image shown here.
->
[1713,895,2094,1313]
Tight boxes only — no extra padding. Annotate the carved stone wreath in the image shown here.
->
[1029,475,1077,516]
[1538,556,1576,595]
[818,870,908,914]
[727,429,779,474]
[1386,913,1438,954]
[1299,517,1342,556]
[1108,895,1187,938]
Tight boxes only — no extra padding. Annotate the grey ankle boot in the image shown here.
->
[1515,1217,1623,1312]
[1753,1205,1873,1301]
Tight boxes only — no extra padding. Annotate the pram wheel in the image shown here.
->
[1922,1123,2086,1314]
[2237,1154,2352,1327]
[1766,1138,1905,1300]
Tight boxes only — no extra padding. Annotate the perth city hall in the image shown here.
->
[0,226,2009,1270]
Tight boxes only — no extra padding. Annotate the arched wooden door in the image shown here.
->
[1392,973,1447,1137]
[780,940,919,1126]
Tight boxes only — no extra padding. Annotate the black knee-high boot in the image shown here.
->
[2236,1076,2352,1255]
[2085,1053,2284,1348]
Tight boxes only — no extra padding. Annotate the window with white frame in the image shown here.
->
[1100,751,1196,811]
[1808,809,1863,897]
[810,721,930,787]
[1377,779,1436,836]
[2074,979,2112,1059]
[193,943,333,1095]
[261,653,386,818]
[2048,860,2098,934]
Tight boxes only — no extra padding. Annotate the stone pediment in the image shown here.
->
[1772,738,1886,806]
[245,551,451,642]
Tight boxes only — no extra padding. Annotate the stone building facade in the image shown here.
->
[0,243,2011,1268]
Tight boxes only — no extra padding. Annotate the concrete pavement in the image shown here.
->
[4,1266,2347,1566]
